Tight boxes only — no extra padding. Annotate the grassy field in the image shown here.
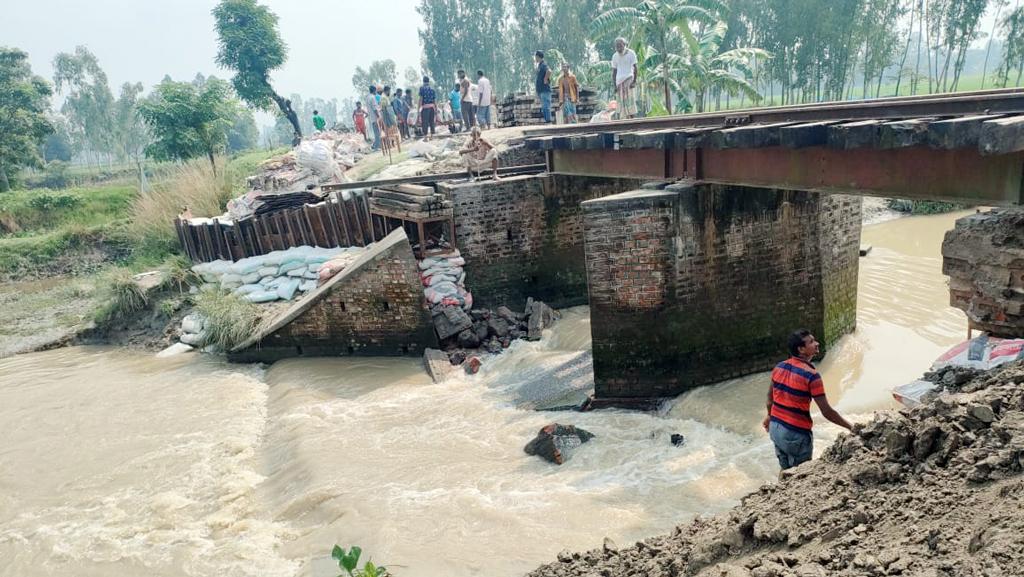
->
[0,148,285,356]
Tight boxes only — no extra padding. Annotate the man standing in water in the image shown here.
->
[762,329,853,470]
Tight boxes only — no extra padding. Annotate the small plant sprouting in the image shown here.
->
[331,545,388,577]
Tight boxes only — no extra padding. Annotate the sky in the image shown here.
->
[2,0,424,126]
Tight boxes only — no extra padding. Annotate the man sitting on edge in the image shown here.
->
[459,126,500,181]
[763,329,853,471]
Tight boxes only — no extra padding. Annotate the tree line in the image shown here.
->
[416,0,1024,114]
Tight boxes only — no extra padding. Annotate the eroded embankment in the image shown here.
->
[528,362,1024,577]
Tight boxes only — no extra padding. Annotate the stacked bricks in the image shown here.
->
[437,174,642,309]
[229,229,436,362]
[498,87,599,127]
[584,182,862,399]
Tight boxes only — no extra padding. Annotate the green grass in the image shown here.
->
[193,290,263,350]
[93,267,149,323]
[0,185,135,235]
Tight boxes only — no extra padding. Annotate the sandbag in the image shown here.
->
[299,280,318,292]
[277,279,301,300]
[245,290,280,303]
[233,284,264,296]
[258,267,278,278]
[181,314,205,335]
[230,258,265,276]
[279,261,306,275]
[428,274,460,286]
[241,273,261,285]
[307,263,322,273]
[287,268,306,278]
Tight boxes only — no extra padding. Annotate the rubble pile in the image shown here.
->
[529,360,1024,577]
[246,131,369,194]
[942,208,1024,337]
[524,423,596,465]
[498,87,599,126]
[433,299,560,363]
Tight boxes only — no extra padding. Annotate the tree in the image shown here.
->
[0,47,53,191]
[352,60,398,95]
[52,46,115,165]
[138,77,236,172]
[43,119,74,163]
[592,0,721,111]
[227,106,259,153]
[213,0,302,145]
[674,20,767,111]
[997,3,1024,87]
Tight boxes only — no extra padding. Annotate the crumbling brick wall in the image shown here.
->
[229,229,436,362]
[943,209,1024,337]
[438,174,641,308]
[584,182,862,399]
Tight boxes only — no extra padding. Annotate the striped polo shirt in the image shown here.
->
[770,357,825,434]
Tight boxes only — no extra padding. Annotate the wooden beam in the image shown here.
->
[980,115,1024,155]
[927,114,1004,149]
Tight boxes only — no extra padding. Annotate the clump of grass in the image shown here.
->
[193,290,262,351]
[129,158,235,256]
[0,185,135,235]
[94,268,149,323]
[160,254,200,293]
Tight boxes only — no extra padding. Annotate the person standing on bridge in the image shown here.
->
[611,37,638,119]
[763,329,853,470]
[535,51,553,123]
[557,62,580,124]
[312,109,326,133]
[418,76,437,141]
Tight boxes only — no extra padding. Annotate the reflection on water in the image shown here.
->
[0,210,972,577]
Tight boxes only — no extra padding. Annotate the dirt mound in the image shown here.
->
[528,362,1024,577]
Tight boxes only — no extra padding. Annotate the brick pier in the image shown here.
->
[583,181,862,399]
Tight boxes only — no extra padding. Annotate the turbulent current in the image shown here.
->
[0,210,971,577]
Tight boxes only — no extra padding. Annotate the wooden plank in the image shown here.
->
[710,122,795,149]
[780,121,837,148]
[376,183,435,196]
[979,115,1024,155]
[251,217,267,255]
[336,193,356,246]
[672,127,717,149]
[878,117,938,149]
[344,194,365,246]
[358,191,376,242]
[926,114,1004,149]
[828,119,885,149]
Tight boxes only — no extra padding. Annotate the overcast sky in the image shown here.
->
[3,0,423,125]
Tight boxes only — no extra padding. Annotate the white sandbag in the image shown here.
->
[245,290,280,303]
[306,263,322,273]
[277,279,301,301]
[201,273,221,284]
[304,255,332,265]
[241,273,261,284]
[303,271,319,280]
[258,266,278,277]
[221,273,242,285]
[180,331,207,346]
[428,274,460,286]
[157,342,194,358]
[181,314,205,334]
[230,258,265,276]
[299,280,318,292]
[205,261,232,276]
[259,276,276,286]
[458,271,466,285]
[431,281,459,296]
[419,257,444,271]
[297,140,336,176]
[268,277,288,288]
[233,284,264,296]
[279,261,306,275]
[262,252,286,266]
[287,268,306,278]
[462,291,473,310]
[424,288,445,304]
[447,256,466,266]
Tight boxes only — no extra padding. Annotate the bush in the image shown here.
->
[886,199,964,215]
[94,268,149,323]
[160,254,200,293]
[193,290,262,351]
[0,185,135,234]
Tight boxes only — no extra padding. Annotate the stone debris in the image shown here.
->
[524,423,596,465]
[423,348,456,383]
[943,208,1024,336]
[245,131,368,195]
[431,298,559,366]
[527,360,1024,577]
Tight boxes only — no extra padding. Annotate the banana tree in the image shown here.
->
[674,20,769,112]
[591,0,722,114]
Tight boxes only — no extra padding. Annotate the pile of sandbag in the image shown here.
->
[192,245,365,304]
[420,250,472,310]
[179,313,207,346]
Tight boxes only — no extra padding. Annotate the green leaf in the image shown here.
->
[332,545,345,562]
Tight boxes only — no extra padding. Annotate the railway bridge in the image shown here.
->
[517,89,1024,404]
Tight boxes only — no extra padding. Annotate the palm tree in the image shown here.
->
[591,0,721,113]
[673,20,769,112]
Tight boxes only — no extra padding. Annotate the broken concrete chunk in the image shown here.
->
[523,423,596,465]
[433,305,473,340]
[423,348,455,383]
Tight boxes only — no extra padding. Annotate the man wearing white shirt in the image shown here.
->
[611,37,638,119]
[476,70,493,130]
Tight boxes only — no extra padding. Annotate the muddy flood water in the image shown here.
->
[0,210,972,577]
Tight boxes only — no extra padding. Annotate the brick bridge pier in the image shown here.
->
[441,174,861,401]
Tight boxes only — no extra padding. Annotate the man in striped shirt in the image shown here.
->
[762,329,853,470]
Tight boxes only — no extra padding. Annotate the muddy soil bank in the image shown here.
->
[528,362,1024,577]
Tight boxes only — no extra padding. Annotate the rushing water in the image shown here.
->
[0,210,972,577]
